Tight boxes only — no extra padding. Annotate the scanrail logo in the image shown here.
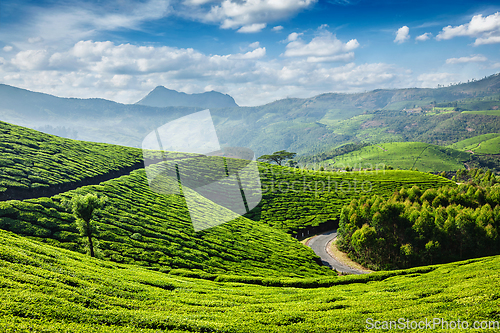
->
[142,110,262,232]
[366,318,500,330]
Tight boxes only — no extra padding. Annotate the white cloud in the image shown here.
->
[272,25,284,32]
[415,33,431,42]
[417,72,457,87]
[287,32,302,42]
[394,26,410,44]
[0,39,410,106]
[0,0,171,50]
[230,47,266,59]
[11,49,50,70]
[2,46,13,52]
[436,12,500,45]
[202,0,317,30]
[445,54,487,65]
[284,29,359,63]
[237,23,266,33]
[305,53,354,63]
[249,41,260,49]
[474,36,500,45]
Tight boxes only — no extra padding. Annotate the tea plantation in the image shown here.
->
[0,121,144,193]
[254,164,454,233]
[0,229,499,332]
[1,121,499,331]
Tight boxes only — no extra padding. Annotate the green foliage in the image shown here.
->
[323,142,470,172]
[0,228,499,332]
[256,164,453,233]
[258,150,297,166]
[462,110,500,116]
[65,193,107,257]
[0,167,333,278]
[453,168,500,187]
[0,121,143,192]
[338,182,500,270]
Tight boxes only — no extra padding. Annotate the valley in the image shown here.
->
[0,75,499,331]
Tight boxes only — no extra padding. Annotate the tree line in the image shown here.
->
[338,170,500,270]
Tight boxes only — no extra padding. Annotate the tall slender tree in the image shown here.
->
[67,193,107,257]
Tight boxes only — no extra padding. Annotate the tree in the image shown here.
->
[66,193,107,257]
[257,150,296,166]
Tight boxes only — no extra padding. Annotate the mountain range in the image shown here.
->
[0,72,499,157]
[136,86,238,108]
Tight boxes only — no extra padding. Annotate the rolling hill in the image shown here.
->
[0,227,499,332]
[0,121,453,276]
[448,133,500,155]
[321,142,471,172]
[136,86,238,108]
[1,73,500,157]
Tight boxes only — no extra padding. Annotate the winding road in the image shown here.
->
[307,230,368,275]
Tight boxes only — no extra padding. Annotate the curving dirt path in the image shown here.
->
[306,230,369,275]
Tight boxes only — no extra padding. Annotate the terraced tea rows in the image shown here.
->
[322,142,470,172]
[254,165,454,233]
[0,228,499,332]
[0,121,144,195]
[0,168,333,278]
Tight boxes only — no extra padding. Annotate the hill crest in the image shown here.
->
[136,86,238,108]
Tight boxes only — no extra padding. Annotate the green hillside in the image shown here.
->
[255,165,453,232]
[2,73,500,157]
[323,142,470,172]
[1,228,499,332]
[0,121,454,277]
[0,168,332,278]
[0,121,143,194]
[462,110,500,116]
[448,133,500,155]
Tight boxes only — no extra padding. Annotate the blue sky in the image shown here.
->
[0,0,499,106]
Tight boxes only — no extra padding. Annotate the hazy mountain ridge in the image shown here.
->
[0,73,499,156]
[136,86,238,108]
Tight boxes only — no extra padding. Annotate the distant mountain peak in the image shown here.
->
[136,86,238,108]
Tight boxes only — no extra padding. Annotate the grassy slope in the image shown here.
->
[0,121,143,193]
[448,133,500,155]
[0,168,332,278]
[322,142,469,172]
[0,229,499,332]
[0,120,454,276]
[462,110,500,116]
[254,165,453,232]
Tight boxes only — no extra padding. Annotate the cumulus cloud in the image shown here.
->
[3,46,13,52]
[284,29,359,63]
[11,49,50,70]
[445,54,487,65]
[0,0,171,49]
[202,0,316,30]
[237,23,266,33]
[417,72,457,87]
[28,36,44,44]
[0,39,408,106]
[436,12,500,45]
[230,47,266,59]
[394,26,410,44]
[287,32,302,42]
[248,42,260,49]
[272,25,284,32]
[415,33,431,42]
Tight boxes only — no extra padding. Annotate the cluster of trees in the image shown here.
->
[452,168,499,187]
[338,183,500,270]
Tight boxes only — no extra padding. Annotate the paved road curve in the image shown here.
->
[307,230,367,275]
